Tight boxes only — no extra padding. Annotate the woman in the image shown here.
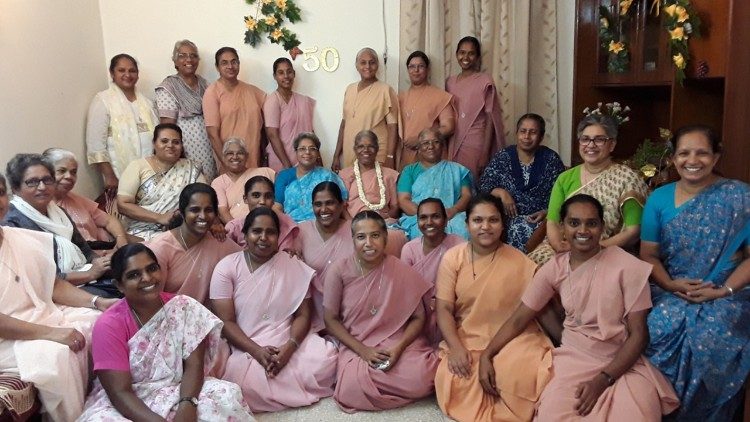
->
[210,207,336,412]
[79,243,253,421]
[323,211,437,412]
[275,132,348,222]
[400,198,464,346]
[640,125,750,420]
[156,40,217,180]
[263,57,315,171]
[44,148,130,252]
[86,53,158,193]
[0,171,116,421]
[117,123,205,241]
[434,193,553,422]
[478,113,566,252]
[146,183,241,304]
[398,127,472,239]
[398,50,455,170]
[339,130,406,257]
[298,182,354,332]
[528,114,648,266]
[203,46,266,170]
[211,138,276,224]
[480,194,679,421]
[224,175,299,253]
[2,154,118,297]
[332,48,399,171]
[446,36,505,179]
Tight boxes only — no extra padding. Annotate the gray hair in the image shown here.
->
[172,40,199,61]
[576,114,618,140]
[355,47,379,64]
[354,130,379,150]
[222,137,248,155]
[42,148,77,165]
[5,153,54,191]
[293,132,321,150]
[418,127,442,142]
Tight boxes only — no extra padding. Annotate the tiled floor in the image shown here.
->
[254,396,453,421]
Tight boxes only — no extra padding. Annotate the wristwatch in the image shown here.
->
[178,396,198,407]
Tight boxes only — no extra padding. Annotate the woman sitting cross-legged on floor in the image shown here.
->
[479,194,678,421]
[323,210,438,412]
[211,207,337,412]
[78,243,253,421]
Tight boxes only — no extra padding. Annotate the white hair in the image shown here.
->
[42,147,77,164]
[172,39,199,61]
[222,137,248,155]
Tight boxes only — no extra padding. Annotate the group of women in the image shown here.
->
[0,32,748,422]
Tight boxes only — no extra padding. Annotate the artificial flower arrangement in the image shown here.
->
[598,1,634,73]
[243,0,304,58]
[661,0,701,85]
[583,101,631,126]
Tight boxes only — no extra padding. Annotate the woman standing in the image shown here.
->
[86,54,158,193]
[480,195,678,421]
[156,40,217,180]
[398,51,455,170]
[332,48,399,171]
[203,47,266,170]
[434,194,553,421]
[641,125,750,420]
[446,36,504,179]
[478,114,565,252]
[211,207,337,412]
[263,57,315,171]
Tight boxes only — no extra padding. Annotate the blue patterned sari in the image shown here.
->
[644,179,750,421]
[282,167,348,222]
[398,160,470,239]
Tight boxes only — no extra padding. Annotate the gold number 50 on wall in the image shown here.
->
[302,46,340,72]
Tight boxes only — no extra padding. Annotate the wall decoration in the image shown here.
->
[243,0,303,57]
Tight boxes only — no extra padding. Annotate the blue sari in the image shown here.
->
[477,146,565,252]
[398,160,470,239]
[280,167,348,222]
[642,179,750,421]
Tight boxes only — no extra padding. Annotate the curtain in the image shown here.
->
[399,0,564,157]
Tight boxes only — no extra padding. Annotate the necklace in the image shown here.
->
[177,227,189,250]
[356,258,385,316]
[244,250,275,320]
[353,159,386,211]
[470,243,498,279]
[130,307,145,328]
[566,248,603,326]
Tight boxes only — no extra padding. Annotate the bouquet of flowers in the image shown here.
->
[583,102,631,126]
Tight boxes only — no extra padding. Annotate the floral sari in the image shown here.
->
[645,179,750,421]
[78,295,253,421]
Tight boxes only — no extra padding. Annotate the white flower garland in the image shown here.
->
[353,159,386,211]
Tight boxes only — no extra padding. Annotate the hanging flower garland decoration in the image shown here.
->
[660,0,701,85]
[598,1,634,73]
[353,160,387,211]
[244,0,303,58]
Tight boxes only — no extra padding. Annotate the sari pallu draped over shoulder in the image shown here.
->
[397,84,454,170]
[125,159,202,240]
[283,167,347,223]
[78,295,253,421]
[646,179,750,421]
[399,160,471,240]
[323,255,438,412]
[342,81,399,166]
[157,74,208,119]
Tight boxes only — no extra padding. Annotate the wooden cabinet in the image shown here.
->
[572,0,750,181]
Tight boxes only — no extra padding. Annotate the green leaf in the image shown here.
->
[244,30,261,47]
[261,3,275,15]
[245,0,256,4]
[286,3,302,22]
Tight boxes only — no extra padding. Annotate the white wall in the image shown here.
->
[0,0,107,197]
[98,0,401,165]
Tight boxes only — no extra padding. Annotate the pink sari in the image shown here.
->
[210,252,336,412]
[400,234,464,346]
[211,168,276,221]
[446,72,505,178]
[146,231,242,303]
[224,210,300,253]
[298,219,353,332]
[263,91,315,172]
[56,191,111,243]
[323,255,438,412]
[522,247,679,421]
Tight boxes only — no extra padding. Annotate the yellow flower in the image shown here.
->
[641,164,657,178]
[600,17,609,29]
[608,40,625,54]
[675,6,689,22]
[265,15,278,26]
[271,28,284,41]
[275,0,287,10]
[669,26,685,40]
[244,17,257,31]
[663,4,677,17]
[619,0,633,15]
[672,53,686,69]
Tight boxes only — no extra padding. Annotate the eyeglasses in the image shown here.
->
[418,139,441,149]
[578,136,612,146]
[177,53,199,60]
[407,64,427,71]
[296,146,319,153]
[124,263,161,282]
[23,176,56,188]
